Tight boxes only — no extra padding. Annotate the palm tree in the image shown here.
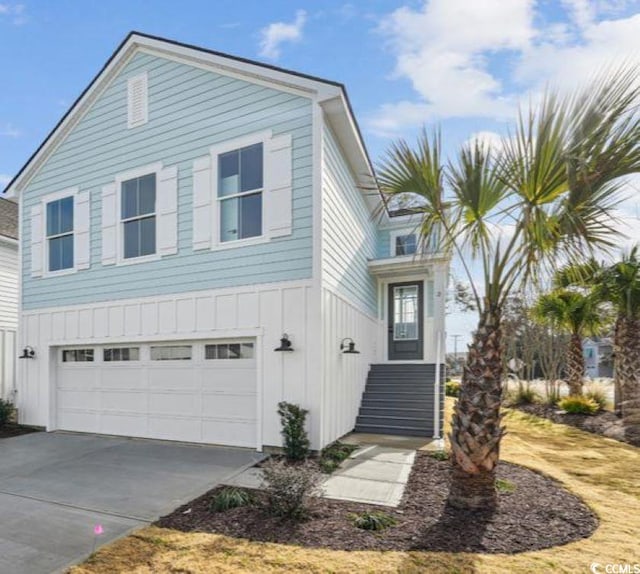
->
[375,69,640,511]
[532,289,605,395]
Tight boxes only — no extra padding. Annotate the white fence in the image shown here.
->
[0,329,16,402]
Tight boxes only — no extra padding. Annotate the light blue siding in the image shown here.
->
[322,125,377,316]
[22,51,313,310]
[377,229,390,258]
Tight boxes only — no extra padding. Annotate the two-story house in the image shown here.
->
[4,32,448,451]
[0,198,18,401]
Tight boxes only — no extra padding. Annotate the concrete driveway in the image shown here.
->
[0,431,263,574]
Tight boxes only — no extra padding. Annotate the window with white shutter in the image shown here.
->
[127,72,148,129]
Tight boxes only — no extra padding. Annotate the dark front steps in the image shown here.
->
[354,364,441,437]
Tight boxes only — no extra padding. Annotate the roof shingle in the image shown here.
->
[0,197,18,239]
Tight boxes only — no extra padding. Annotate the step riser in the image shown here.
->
[354,425,433,437]
[364,383,434,389]
[361,400,432,408]
[356,416,431,428]
[359,408,433,418]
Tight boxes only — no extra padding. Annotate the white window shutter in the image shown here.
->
[101,183,117,265]
[157,165,178,256]
[265,133,293,238]
[127,73,148,129]
[192,155,213,250]
[74,192,91,269]
[30,205,43,277]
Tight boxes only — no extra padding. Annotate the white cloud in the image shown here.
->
[0,3,26,25]
[258,10,307,61]
[0,123,21,138]
[370,1,640,136]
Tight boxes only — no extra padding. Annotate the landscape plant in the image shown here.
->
[261,458,321,519]
[277,402,310,462]
[209,487,255,513]
[558,396,600,415]
[0,398,13,428]
[376,68,640,510]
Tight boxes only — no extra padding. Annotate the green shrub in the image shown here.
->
[445,380,460,397]
[0,399,14,428]
[495,478,516,493]
[277,402,311,462]
[428,450,449,461]
[511,382,539,405]
[209,487,255,512]
[558,395,599,415]
[261,459,321,519]
[319,458,340,474]
[585,385,608,411]
[351,511,397,531]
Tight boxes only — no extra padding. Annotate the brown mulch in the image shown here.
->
[0,423,41,439]
[516,404,627,443]
[156,452,597,554]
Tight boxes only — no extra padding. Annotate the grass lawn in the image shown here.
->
[70,400,640,573]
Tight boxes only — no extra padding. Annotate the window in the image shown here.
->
[150,345,192,361]
[393,285,419,340]
[218,143,263,242]
[104,347,140,362]
[62,349,94,362]
[46,197,74,271]
[205,342,254,360]
[121,174,156,259]
[395,234,417,256]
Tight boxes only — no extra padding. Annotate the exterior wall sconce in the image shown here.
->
[340,338,360,354]
[274,333,294,352]
[19,346,36,359]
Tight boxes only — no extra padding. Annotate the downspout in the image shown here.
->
[433,330,442,439]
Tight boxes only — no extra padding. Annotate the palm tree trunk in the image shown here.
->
[613,317,624,414]
[566,334,585,396]
[449,307,504,511]
[616,316,640,445]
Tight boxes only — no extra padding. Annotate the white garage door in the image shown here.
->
[55,340,257,448]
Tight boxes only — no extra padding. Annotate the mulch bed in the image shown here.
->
[516,404,627,443]
[0,423,41,439]
[156,452,597,554]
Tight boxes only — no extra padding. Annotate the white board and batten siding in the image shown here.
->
[319,123,379,447]
[0,240,18,400]
[19,279,323,449]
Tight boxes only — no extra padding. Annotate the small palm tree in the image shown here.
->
[376,68,640,511]
[532,289,605,395]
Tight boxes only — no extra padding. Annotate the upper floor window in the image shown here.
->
[218,143,263,242]
[46,196,74,271]
[395,233,417,256]
[121,173,156,259]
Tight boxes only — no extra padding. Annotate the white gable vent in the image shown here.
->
[127,72,148,128]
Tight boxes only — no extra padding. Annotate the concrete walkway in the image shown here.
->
[0,432,262,574]
[224,443,423,507]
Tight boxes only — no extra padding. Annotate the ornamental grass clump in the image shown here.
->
[559,396,600,415]
[209,487,255,513]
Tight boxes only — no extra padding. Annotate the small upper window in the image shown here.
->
[218,143,263,242]
[150,345,192,361]
[395,234,417,256]
[205,342,254,360]
[121,174,156,259]
[62,349,94,362]
[104,347,140,362]
[46,197,74,272]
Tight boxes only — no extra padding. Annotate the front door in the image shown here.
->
[388,281,423,361]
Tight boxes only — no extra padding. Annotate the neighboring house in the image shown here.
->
[584,337,614,379]
[4,32,449,451]
[0,197,18,401]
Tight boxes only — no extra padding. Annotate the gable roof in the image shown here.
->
[0,197,18,239]
[2,31,377,199]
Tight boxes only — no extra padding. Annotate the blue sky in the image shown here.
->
[1,0,639,345]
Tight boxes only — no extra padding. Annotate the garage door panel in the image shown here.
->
[148,416,201,443]
[149,392,197,416]
[202,419,255,448]
[56,340,257,448]
[148,368,198,390]
[99,368,147,390]
[201,394,256,419]
[101,391,147,414]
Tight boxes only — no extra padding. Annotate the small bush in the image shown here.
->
[261,459,322,519]
[495,478,516,493]
[321,441,358,463]
[445,380,460,397]
[558,395,599,415]
[0,399,14,428]
[209,487,255,513]
[585,385,608,411]
[351,511,397,531]
[319,458,340,474]
[428,450,449,461]
[511,382,539,405]
[277,402,311,462]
